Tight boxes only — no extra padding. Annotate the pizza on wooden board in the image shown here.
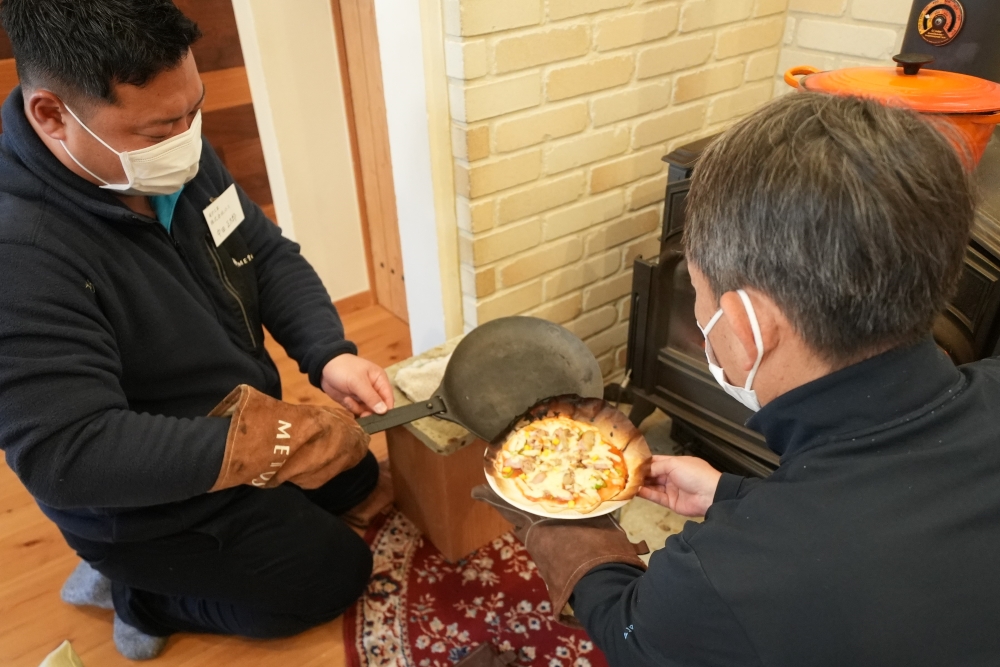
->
[486,396,652,515]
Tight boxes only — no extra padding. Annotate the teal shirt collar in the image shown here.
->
[149,186,185,233]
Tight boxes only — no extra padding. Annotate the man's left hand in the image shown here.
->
[321,354,394,417]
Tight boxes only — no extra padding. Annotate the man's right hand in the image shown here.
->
[638,455,722,517]
[207,385,370,491]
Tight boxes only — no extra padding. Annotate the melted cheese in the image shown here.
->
[500,416,626,506]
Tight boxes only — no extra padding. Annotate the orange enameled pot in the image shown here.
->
[784,54,1000,168]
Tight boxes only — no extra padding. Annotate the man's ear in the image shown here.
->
[719,289,781,372]
[25,90,70,141]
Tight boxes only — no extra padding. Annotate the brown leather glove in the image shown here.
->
[208,385,370,491]
[472,485,648,626]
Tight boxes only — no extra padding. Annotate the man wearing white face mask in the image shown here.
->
[473,93,1000,665]
[0,0,396,659]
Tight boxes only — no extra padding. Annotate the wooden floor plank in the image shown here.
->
[0,305,409,666]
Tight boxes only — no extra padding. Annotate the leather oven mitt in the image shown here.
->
[208,384,370,491]
[472,485,648,626]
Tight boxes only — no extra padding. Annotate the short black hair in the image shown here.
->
[684,93,976,364]
[0,0,201,103]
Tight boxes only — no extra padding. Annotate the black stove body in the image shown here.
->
[623,132,1000,477]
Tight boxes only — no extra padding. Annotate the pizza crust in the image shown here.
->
[485,395,652,515]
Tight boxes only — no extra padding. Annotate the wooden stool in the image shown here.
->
[385,339,512,562]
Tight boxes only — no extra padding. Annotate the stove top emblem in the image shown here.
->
[918,0,965,46]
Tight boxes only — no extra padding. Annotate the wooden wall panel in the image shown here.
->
[0,2,273,215]
[334,0,409,322]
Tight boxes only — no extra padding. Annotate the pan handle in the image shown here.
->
[357,395,448,434]
[784,66,819,89]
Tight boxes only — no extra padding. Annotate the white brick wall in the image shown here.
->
[445,0,788,379]
[775,0,910,96]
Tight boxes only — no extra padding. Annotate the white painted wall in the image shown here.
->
[232,0,369,302]
[372,0,450,353]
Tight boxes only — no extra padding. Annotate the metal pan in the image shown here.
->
[357,317,604,442]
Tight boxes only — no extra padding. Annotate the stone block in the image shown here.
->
[444,0,542,37]
[445,38,489,79]
[529,292,584,324]
[494,103,589,153]
[494,25,592,74]
[498,236,584,286]
[796,18,898,59]
[591,80,672,127]
[632,103,707,149]
[715,16,786,59]
[745,49,780,81]
[477,280,544,323]
[566,305,618,340]
[472,219,541,264]
[590,147,666,194]
[672,60,745,104]
[623,234,661,266]
[707,81,773,124]
[543,250,622,299]
[595,5,680,51]
[452,124,491,162]
[465,150,541,198]
[542,191,625,240]
[788,0,846,16]
[456,196,495,233]
[851,0,912,24]
[549,0,632,21]
[585,208,660,254]
[496,172,586,225]
[453,72,542,123]
[680,0,753,33]
[586,321,629,358]
[627,174,668,211]
[583,271,633,310]
[636,34,715,79]
[754,0,789,16]
[544,128,630,175]
[547,55,635,102]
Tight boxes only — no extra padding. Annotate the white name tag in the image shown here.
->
[204,184,246,247]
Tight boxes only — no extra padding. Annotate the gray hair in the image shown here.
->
[684,92,976,364]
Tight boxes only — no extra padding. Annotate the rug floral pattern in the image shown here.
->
[345,511,608,667]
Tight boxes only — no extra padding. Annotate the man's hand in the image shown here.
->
[321,354,394,417]
[638,455,722,518]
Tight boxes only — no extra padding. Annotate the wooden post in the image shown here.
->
[387,426,512,562]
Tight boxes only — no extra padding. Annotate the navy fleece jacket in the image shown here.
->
[0,88,356,541]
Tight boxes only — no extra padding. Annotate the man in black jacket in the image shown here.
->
[477,93,1000,665]
[0,0,395,659]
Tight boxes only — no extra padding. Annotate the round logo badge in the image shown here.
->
[917,0,965,46]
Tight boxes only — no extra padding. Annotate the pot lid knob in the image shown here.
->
[893,53,936,76]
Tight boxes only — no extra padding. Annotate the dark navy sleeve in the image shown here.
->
[0,242,228,509]
[714,473,763,502]
[208,147,357,387]
[571,524,761,667]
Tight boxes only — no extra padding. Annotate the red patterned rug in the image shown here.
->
[344,510,609,667]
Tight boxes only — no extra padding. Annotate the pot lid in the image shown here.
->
[798,54,1000,115]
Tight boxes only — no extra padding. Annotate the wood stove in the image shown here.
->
[622,130,1000,477]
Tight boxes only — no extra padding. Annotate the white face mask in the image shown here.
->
[698,289,765,412]
[60,105,203,197]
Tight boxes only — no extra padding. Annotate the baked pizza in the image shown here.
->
[486,395,651,515]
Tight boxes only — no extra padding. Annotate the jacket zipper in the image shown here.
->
[204,238,260,350]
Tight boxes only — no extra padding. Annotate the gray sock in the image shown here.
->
[113,614,168,661]
[60,561,114,610]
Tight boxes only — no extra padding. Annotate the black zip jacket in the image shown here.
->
[572,338,1000,666]
[0,88,356,541]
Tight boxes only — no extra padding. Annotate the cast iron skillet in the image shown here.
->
[357,316,604,442]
